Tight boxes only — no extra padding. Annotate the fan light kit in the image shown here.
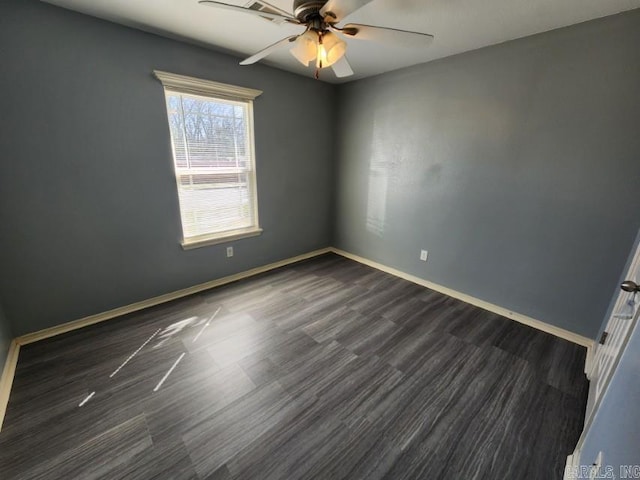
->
[291,29,346,69]
[199,0,434,78]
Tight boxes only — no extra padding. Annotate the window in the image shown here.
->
[155,71,263,249]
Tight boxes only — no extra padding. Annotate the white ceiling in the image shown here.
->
[43,0,640,83]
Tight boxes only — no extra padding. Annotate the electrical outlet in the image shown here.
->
[226,246,233,258]
[420,250,428,262]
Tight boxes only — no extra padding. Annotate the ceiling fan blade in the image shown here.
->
[331,56,354,78]
[239,35,300,65]
[341,23,434,47]
[199,0,299,24]
[320,0,374,23]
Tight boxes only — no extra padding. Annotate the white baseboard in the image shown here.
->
[1,245,594,430]
[17,246,590,348]
[563,451,581,480]
[329,248,594,348]
[0,340,21,431]
[584,344,595,377]
[16,247,332,346]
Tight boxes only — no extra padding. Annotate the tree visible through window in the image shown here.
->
[155,71,262,248]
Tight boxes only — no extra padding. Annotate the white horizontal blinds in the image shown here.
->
[165,91,256,240]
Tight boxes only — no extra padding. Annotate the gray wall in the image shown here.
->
[334,10,640,339]
[0,0,335,336]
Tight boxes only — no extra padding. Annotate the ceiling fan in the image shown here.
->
[199,0,434,78]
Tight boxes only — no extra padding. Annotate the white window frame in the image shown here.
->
[155,70,263,250]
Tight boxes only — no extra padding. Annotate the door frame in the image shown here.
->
[564,229,640,477]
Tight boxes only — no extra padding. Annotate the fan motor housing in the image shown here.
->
[293,0,326,22]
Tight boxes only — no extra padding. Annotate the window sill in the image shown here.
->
[181,228,263,250]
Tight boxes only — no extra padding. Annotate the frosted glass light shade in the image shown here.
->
[317,31,346,68]
[290,30,318,66]
[291,30,347,69]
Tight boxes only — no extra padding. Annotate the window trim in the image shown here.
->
[154,71,263,249]
[154,70,263,101]
[180,226,264,250]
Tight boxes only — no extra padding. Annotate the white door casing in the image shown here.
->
[565,232,640,476]
[587,238,640,409]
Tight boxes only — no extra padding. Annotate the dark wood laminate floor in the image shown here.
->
[0,253,588,480]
